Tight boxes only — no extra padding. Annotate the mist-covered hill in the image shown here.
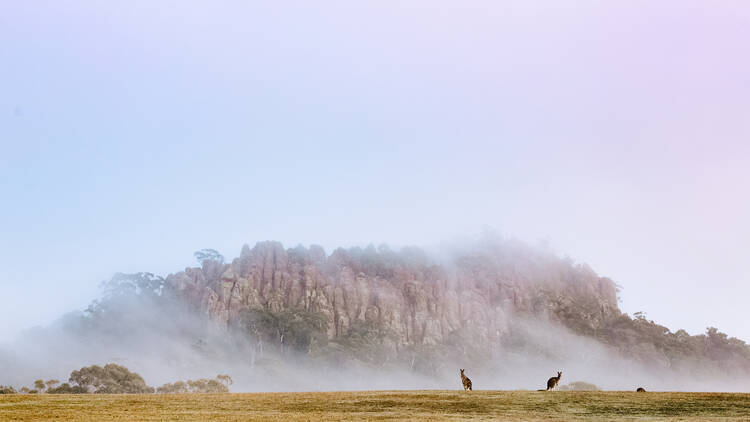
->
[2,235,749,391]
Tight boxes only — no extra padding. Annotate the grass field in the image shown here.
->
[1,390,749,421]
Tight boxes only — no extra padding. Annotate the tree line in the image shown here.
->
[0,363,232,394]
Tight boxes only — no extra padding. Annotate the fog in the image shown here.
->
[1,0,749,395]
[1,238,747,393]
[3,309,745,393]
[2,0,750,347]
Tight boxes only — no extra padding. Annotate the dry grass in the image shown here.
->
[1,390,749,421]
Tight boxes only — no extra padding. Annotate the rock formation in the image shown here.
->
[163,240,620,350]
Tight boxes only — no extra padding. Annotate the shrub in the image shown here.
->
[69,363,154,394]
[0,385,17,394]
[46,383,88,394]
[558,381,601,391]
[157,376,229,393]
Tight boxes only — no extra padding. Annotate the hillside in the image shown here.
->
[156,238,749,379]
[165,240,617,357]
[5,236,749,391]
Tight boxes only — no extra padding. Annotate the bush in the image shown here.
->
[558,381,601,391]
[157,380,189,394]
[0,385,17,394]
[187,378,227,393]
[157,376,229,393]
[69,363,154,393]
[46,383,88,394]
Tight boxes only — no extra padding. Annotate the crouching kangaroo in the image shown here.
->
[460,369,472,391]
[544,371,562,391]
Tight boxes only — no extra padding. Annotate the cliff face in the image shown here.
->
[163,241,620,350]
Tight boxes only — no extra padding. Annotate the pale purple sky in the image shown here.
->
[1,1,749,342]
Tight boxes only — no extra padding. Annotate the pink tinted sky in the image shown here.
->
[0,1,749,341]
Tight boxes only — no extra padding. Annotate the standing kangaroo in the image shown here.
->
[546,371,562,391]
[460,369,472,391]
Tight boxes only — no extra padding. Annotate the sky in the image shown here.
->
[1,1,749,343]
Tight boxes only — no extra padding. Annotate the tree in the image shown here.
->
[239,308,329,355]
[216,374,233,388]
[34,379,45,392]
[194,249,224,265]
[558,381,601,391]
[82,272,169,338]
[0,385,17,394]
[45,379,59,391]
[158,376,229,393]
[46,383,87,394]
[101,272,164,299]
[68,363,154,394]
[186,378,227,393]
[334,319,398,365]
[156,381,188,394]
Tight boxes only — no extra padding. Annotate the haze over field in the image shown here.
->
[1,0,749,394]
[1,236,749,392]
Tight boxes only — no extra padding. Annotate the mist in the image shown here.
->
[2,1,749,395]
[1,236,748,393]
[2,0,750,347]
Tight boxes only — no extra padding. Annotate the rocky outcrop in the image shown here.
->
[163,241,620,349]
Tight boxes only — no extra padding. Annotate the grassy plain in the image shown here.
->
[1,390,749,421]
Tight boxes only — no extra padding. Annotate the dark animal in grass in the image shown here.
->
[636,387,647,392]
[538,371,562,391]
[460,369,472,391]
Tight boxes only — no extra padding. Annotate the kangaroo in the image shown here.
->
[636,387,646,392]
[545,371,562,391]
[460,369,472,391]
